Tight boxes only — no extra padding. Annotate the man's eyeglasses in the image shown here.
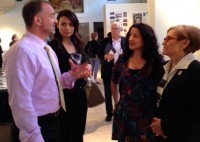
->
[111,28,121,31]
[163,36,179,42]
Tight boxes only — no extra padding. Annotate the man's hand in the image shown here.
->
[69,59,92,79]
[104,54,114,62]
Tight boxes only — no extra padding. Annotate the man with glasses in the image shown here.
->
[99,22,126,122]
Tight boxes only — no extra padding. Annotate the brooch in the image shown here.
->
[177,70,182,75]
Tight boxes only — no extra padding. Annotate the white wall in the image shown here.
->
[153,0,200,57]
[3,0,200,58]
[104,3,147,37]
[0,0,146,51]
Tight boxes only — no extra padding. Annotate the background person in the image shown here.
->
[111,23,164,142]
[0,38,3,68]
[84,32,100,82]
[4,1,91,142]
[99,22,126,122]
[150,25,200,142]
[49,9,88,142]
[9,34,19,47]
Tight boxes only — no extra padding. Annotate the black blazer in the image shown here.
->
[156,60,200,142]
[99,36,126,79]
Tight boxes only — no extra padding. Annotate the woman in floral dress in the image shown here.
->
[111,23,164,142]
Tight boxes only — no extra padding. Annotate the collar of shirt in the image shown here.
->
[25,31,47,48]
[112,37,121,43]
[157,53,196,101]
[164,53,196,72]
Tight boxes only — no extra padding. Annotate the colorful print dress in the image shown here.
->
[112,57,162,142]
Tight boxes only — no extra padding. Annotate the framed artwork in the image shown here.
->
[133,12,148,24]
[79,23,89,46]
[49,0,84,13]
[133,13,142,24]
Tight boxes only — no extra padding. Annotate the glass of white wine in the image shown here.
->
[71,52,94,84]
[70,52,82,65]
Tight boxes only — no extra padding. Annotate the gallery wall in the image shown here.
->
[104,3,147,37]
[0,0,146,52]
[152,0,200,57]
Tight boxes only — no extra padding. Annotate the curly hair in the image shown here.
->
[123,23,163,63]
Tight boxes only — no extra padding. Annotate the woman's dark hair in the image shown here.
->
[123,23,163,63]
[54,9,84,52]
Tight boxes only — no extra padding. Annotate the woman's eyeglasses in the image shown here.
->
[163,36,179,42]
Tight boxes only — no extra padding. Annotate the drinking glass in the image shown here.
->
[70,52,82,65]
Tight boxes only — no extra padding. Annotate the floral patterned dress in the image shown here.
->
[112,57,162,142]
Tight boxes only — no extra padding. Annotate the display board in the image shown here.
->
[104,3,148,37]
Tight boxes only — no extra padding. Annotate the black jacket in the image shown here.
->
[99,36,126,79]
[156,60,200,142]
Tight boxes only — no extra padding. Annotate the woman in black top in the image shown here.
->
[49,9,89,142]
[150,25,200,142]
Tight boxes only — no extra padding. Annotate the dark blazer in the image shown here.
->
[99,36,126,79]
[156,60,200,142]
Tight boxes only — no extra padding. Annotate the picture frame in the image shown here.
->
[49,0,84,13]
[79,23,89,46]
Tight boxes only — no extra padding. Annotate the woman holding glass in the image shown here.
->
[49,9,89,142]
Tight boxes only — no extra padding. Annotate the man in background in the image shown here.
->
[0,38,3,68]
[84,32,100,82]
[99,22,126,122]
[9,34,19,47]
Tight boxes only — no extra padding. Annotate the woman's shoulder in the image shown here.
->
[48,39,62,54]
[48,39,58,48]
[188,60,200,70]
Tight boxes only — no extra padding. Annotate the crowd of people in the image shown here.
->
[1,0,200,142]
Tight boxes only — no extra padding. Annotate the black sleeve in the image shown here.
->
[84,41,90,55]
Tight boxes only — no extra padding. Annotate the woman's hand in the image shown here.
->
[150,117,167,138]
[69,59,92,79]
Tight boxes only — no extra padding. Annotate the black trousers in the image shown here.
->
[11,110,60,142]
[60,91,87,142]
[103,78,113,117]
[11,121,20,142]
[38,111,60,142]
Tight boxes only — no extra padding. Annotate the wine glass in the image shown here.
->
[70,52,82,65]
[71,52,94,84]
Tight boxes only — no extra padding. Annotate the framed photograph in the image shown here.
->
[133,13,142,24]
[133,12,148,24]
[49,0,84,13]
